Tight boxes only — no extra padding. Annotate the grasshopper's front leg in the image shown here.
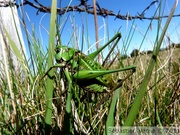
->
[41,62,66,80]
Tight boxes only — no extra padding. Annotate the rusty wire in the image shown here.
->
[1,0,180,20]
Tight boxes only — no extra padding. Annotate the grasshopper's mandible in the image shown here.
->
[43,33,136,92]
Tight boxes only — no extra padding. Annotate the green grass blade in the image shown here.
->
[3,29,24,61]
[63,69,74,134]
[44,0,57,130]
[123,0,178,128]
[104,88,121,135]
[3,26,33,84]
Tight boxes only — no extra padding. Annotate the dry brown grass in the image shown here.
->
[112,47,180,126]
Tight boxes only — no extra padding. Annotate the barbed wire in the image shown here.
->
[1,0,180,20]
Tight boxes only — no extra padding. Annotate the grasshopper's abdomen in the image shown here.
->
[76,53,114,89]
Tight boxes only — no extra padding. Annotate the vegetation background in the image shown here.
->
[0,0,179,134]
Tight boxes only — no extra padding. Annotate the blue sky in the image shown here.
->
[19,0,180,55]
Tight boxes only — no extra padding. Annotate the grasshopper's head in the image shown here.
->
[55,45,76,62]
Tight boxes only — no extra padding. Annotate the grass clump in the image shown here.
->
[0,0,179,134]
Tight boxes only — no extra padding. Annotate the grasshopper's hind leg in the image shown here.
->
[113,69,135,90]
[88,33,121,60]
[95,69,136,111]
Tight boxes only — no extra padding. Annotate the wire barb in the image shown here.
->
[11,0,180,21]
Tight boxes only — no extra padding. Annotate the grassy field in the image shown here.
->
[0,40,179,134]
[118,47,180,126]
[0,1,179,134]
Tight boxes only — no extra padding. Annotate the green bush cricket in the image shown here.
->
[42,32,136,92]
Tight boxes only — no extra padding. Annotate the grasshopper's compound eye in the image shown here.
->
[55,46,75,62]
